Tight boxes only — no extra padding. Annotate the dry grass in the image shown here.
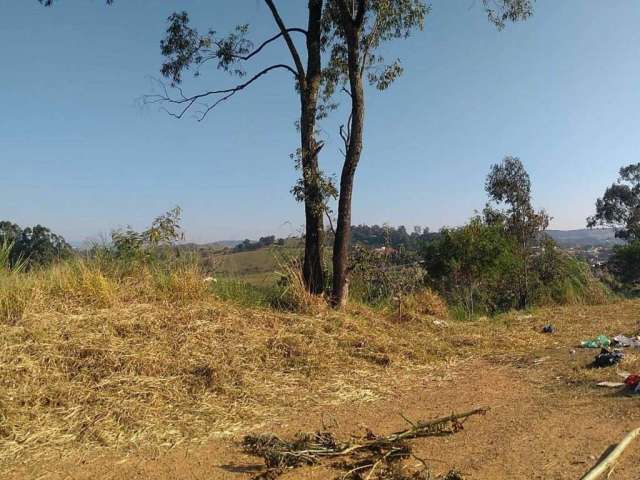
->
[1,258,638,474]
[399,288,449,320]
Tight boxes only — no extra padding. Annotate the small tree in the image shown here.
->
[483,156,549,308]
[484,156,550,248]
[587,162,640,241]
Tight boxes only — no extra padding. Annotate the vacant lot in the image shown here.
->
[3,295,640,479]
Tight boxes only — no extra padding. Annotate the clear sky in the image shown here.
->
[1,1,639,243]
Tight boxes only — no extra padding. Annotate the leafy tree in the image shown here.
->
[422,217,521,315]
[587,163,640,241]
[484,156,550,247]
[0,221,72,268]
[145,3,329,294]
[483,156,549,307]
[322,1,534,307]
[422,217,606,316]
[608,241,640,287]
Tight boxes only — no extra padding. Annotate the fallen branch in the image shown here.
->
[242,407,489,479]
[581,427,640,480]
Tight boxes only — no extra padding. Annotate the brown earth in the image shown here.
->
[9,356,640,479]
[5,301,640,479]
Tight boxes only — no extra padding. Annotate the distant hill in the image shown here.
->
[181,240,241,250]
[546,228,622,247]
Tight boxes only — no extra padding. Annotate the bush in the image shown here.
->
[348,245,425,307]
[608,240,640,290]
[422,218,609,317]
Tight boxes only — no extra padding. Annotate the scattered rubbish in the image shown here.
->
[542,325,555,334]
[533,356,550,365]
[241,408,487,479]
[581,427,640,480]
[612,334,640,348]
[596,374,640,393]
[592,348,624,368]
[596,381,625,388]
[624,374,640,394]
[433,319,448,327]
[580,335,611,349]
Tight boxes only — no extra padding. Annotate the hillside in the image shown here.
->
[547,228,622,247]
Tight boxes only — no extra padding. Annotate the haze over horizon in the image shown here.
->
[2,1,639,244]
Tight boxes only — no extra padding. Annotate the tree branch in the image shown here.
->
[360,17,379,76]
[222,28,307,62]
[144,64,297,121]
[264,0,306,79]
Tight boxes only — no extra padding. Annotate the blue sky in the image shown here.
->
[1,1,639,243]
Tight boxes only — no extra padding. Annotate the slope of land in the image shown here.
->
[4,297,640,479]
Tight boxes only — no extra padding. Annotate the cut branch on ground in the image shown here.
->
[242,407,488,479]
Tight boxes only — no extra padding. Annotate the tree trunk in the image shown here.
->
[301,0,325,294]
[331,16,364,308]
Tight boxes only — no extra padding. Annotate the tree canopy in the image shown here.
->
[0,221,72,268]
[484,156,550,247]
[587,163,640,241]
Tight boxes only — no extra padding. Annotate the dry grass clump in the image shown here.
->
[399,288,449,320]
[38,259,118,309]
[0,274,34,324]
[273,258,328,314]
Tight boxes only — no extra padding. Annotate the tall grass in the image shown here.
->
[0,253,211,325]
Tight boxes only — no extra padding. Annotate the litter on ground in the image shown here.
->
[580,335,611,348]
[592,348,624,368]
[612,334,640,348]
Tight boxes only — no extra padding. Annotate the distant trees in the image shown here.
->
[233,235,279,253]
[350,224,432,249]
[0,221,72,268]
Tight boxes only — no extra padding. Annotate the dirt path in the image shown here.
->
[10,351,640,480]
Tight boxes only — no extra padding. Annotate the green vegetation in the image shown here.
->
[0,221,71,269]
[422,219,608,318]
[588,162,640,291]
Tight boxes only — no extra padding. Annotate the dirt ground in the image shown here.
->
[9,344,640,480]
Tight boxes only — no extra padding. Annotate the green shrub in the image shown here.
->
[608,240,640,289]
[422,218,609,317]
[348,245,425,307]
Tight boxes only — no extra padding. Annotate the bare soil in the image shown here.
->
[10,356,640,479]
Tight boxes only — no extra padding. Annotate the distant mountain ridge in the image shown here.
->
[546,228,621,247]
